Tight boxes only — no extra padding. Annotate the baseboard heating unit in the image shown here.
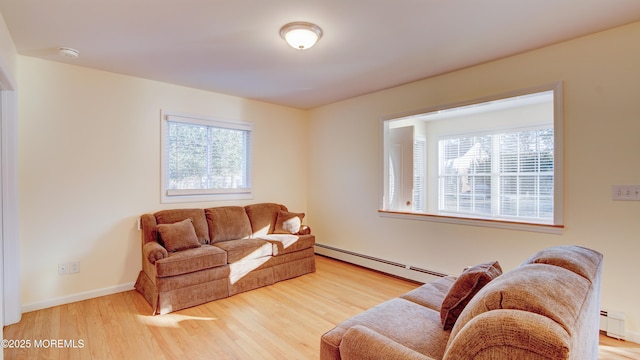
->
[314,243,448,283]
[600,309,626,340]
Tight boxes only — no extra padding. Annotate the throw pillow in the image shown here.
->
[157,218,201,252]
[440,261,502,330]
[274,211,305,234]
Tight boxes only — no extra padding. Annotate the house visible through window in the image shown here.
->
[438,128,554,221]
[381,84,562,229]
[161,111,253,203]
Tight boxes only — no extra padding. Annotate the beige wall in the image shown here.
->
[14,17,640,343]
[17,57,308,309]
[0,10,19,354]
[0,12,16,89]
[308,21,640,341]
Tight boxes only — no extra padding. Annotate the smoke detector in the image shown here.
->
[58,47,79,58]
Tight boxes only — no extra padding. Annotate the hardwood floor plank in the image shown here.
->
[3,255,638,359]
[599,334,640,360]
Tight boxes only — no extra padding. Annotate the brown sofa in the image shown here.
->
[321,245,603,360]
[134,203,316,314]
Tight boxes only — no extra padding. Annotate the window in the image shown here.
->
[161,111,253,203]
[381,84,563,231]
[438,128,554,221]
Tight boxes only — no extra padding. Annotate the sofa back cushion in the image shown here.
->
[448,264,591,349]
[154,209,210,244]
[205,206,252,243]
[245,203,288,236]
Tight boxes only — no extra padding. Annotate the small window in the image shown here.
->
[161,111,253,203]
[381,83,563,231]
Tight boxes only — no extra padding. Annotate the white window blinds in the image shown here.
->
[438,128,554,222]
[161,112,253,202]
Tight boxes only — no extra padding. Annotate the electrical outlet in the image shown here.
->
[58,263,68,275]
[69,261,80,274]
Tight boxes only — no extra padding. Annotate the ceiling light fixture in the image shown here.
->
[58,47,79,58]
[279,22,322,50]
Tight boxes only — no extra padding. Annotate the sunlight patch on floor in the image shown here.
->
[136,314,217,328]
[598,345,640,360]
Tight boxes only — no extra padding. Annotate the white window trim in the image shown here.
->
[379,82,564,234]
[378,210,564,234]
[160,110,254,203]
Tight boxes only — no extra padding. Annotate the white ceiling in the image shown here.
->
[2,0,640,109]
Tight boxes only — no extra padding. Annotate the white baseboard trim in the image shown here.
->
[314,244,446,284]
[22,282,135,313]
[626,330,640,345]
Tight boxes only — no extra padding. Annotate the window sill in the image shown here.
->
[378,210,564,234]
[161,192,253,204]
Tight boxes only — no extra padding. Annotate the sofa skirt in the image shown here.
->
[226,248,316,295]
[273,256,316,282]
[135,250,316,314]
[158,278,229,315]
[134,271,158,314]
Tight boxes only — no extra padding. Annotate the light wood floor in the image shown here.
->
[599,335,640,360]
[3,255,639,359]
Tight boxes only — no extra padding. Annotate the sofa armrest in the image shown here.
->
[445,310,571,359]
[340,325,435,360]
[143,241,168,264]
[140,213,159,244]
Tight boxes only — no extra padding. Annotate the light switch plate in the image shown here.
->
[612,185,640,201]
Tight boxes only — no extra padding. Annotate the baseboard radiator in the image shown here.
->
[600,309,626,340]
[314,243,448,279]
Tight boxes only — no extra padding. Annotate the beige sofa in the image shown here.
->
[321,245,603,360]
[134,203,315,314]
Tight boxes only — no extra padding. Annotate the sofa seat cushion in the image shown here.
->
[259,234,315,256]
[400,276,456,312]
[213,238,273,263]
[340,326,434,360]
[321,298,450,360]
[205,206,253,243]
[156,245,227,277]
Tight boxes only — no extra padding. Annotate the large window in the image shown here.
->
[381,84,563,231]
[161,111,253,203]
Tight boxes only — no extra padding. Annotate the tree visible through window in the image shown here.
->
[161,112,252,202]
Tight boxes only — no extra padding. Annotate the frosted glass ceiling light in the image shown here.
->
[280,22,322,50]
